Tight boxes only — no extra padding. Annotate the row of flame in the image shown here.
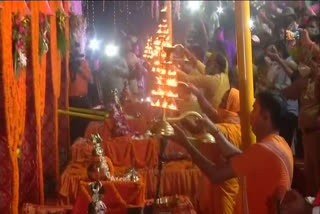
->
[144,8,178,111]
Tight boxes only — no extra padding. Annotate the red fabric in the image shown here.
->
[314,190,320,206]
[19,63,40,207]
[22,203,72,214]
[0,137,13,214]
[42,51,57,180]
[58,57,70,169]
[72,181,145,214]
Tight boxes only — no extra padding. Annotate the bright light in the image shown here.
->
[217,6,223,14]
[89,39,100,51]
[249,19,255,30]
[186,1,202,12]
[105,44,119,57]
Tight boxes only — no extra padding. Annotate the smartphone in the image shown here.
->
[286,30,300,41]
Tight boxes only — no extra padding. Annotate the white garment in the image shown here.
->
[265,57,299,116]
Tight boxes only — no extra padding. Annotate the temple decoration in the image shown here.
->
[12,12,30,78]
[39,13,50,62]
[56,9,67,56]
[91,134,140,182]
[88,181,107,214]
[1,2,27,213]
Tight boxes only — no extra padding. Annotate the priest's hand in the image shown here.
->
[172,124,191,149]
[188,84,201,98]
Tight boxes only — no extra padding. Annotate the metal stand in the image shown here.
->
[153,137,169,214]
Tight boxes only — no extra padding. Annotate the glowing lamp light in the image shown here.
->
[217,6,224,14]
[168,103,177,110]
[187,1,202,12]
[249,19,255,30]
[166,79,177,87]
[89,39,101,51]
[105,44,119,57]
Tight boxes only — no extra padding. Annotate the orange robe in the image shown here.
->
[198,122,241,214]
[198,88,242,214]
[231,134,294,214]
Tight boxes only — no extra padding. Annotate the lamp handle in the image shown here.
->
[167,111,203,122]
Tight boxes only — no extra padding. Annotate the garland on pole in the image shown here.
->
[12,12,30,78]
[56,9,67,57]
[1,1,27,213]
[39,13,50,62]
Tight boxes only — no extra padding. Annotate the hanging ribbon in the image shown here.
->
[0,1,27,213]
[155,1,159,21]
[151,1,154,19]
[174,1,181,20]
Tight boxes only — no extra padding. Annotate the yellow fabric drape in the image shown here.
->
[1,1,27,214]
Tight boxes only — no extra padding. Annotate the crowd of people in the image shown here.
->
[68,1,320,214]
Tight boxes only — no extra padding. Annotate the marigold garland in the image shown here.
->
[49,1,61,98]
[31,1,46,204]
[1,1,27,214]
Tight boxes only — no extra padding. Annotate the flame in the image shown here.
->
[161,7,167,12]
[168,70,176,76]
[151,99,177,111]
[166,90,178,98]
[168,103,177,110]
[166,78,177,87]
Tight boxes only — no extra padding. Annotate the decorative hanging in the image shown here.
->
[91,0,95,28]
[113,0,116,31]
[174,1,181,20]
[126,0,129,26]
[56,9,67,56]
[151,1,154,19]
[86,0,89,24]
[88,181,107,214]
[39,13,50,62]
[155,1,160,21]
[1,1,27,213]
[12,12,30,78]
[103,0,105,12]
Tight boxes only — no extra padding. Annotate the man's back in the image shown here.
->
[231,134,293,214]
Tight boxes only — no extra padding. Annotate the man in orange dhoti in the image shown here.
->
[173,91,294,214]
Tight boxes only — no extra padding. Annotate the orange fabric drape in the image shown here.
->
[31,1,46,204]
[104,137,159,169]
[73,180,145,214]
[49,1,61,98]
[0,1,27,214]
[64,0,71,157]
[48,1,61,183]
